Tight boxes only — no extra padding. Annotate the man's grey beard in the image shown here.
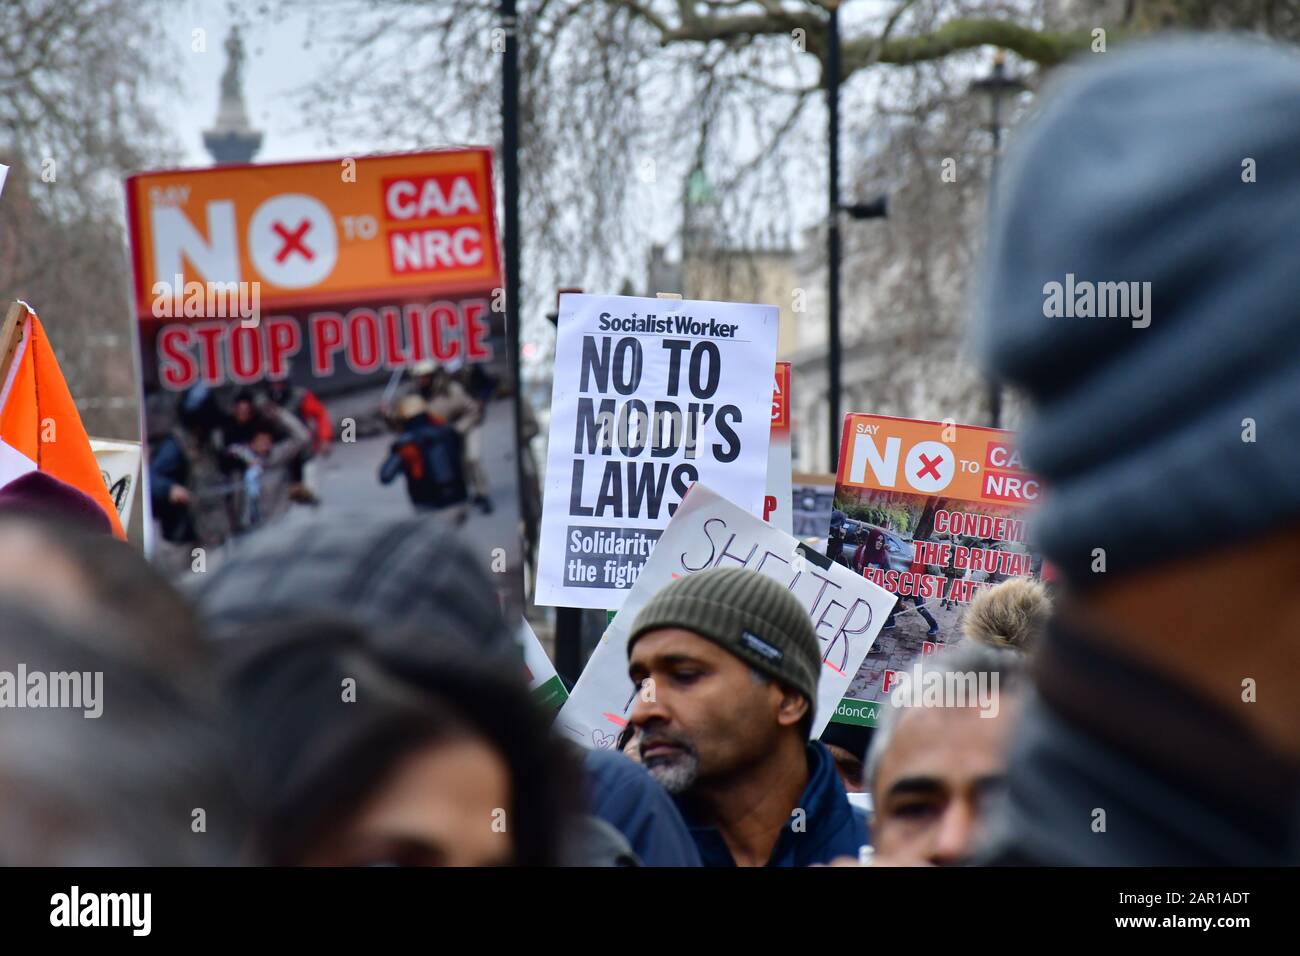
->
[644,749,700,794]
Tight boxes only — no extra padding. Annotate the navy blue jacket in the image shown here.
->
[583,751,703,867]
[676,741,867,867]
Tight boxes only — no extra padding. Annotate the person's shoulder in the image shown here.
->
[582,750,678,820]
[582,750,704,867]
[583,748,651,791]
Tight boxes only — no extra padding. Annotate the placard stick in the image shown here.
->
[0,301,32,390]
[550,287,586,685]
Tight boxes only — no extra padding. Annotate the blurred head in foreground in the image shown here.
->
[195,513,578,865]
[866,644,1024,866]
[221,617,577,866]
[192,513,516,665]
[0,600,242,865]
[977,36,1300,863]
[0,512,207,679]
[0,471,113,535]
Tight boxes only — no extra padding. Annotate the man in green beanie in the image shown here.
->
[626,566,866,866]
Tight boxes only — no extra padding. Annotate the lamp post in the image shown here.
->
[825,2,888,473]
[826,1,843,473]
[969,50,1025,429]
[502,0,523,484]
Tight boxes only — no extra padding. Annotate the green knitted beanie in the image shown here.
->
[627,566,819,706]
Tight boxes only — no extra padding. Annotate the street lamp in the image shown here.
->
[969,50,1026,429]
[826,2,889,473]
[970,50,1025,157]
[842,196,889,221]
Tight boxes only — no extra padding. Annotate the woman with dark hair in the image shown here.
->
[221,617,582,867]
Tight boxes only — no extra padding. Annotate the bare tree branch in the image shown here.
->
[851,17,1099,71]
[616,0,1104,71]
[0,0,175,439]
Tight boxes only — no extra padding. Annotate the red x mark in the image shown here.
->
[916,453,943,481]
[272,219,314,263]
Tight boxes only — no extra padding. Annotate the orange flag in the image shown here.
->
[0,303,126,537]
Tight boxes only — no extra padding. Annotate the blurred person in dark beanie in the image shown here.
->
[0,470,113,534]
[865,644,1024,866]
[961,577,1051,653]
[0,512,207,678]
[626,567,866,866]
[975,36,1300,864]
[195,515,697,865]
[220,617,580,866]
[0,599,244,865]
[191,513,516,663]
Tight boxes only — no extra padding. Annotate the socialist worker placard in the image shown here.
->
[535,293,778,609]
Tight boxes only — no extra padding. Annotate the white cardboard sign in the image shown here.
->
[554,483,897,750]
[536,294,778,609]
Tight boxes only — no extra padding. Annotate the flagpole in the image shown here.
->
[0,302,32,388]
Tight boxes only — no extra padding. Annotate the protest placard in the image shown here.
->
[554,483,897,750]
[517,618,568,712]
[535,293,778,609]
[763,362,792,535]
[125,150,524,619]
[827,414,1043,728]
[90,438,143,527]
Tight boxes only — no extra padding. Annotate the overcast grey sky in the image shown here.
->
[151,0,920,359]
[162,1,330,167]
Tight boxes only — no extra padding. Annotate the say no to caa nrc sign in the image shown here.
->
[840,413,1040,504]
[536,294,778,609]
[128,149,498,308]
[830,414,1043,728]
[125,149,500,389]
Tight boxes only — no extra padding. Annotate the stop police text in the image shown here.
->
[154,299,493,388]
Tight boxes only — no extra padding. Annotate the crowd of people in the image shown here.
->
[1,35,1297,868]
[147,359,500,568]
[149,380,331,562]
[0,471,1049,867]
